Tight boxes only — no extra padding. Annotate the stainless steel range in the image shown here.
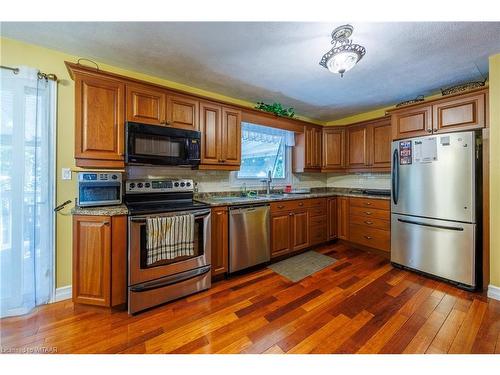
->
[125,179,211,314]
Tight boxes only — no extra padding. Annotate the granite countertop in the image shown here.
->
[71,204,129,216]
[195,188,390,207]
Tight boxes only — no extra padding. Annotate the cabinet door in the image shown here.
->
[305,127,314,168]
[75,73,125,167]
[291,210,309,251]
[337,197,349,240]
[73,215,111,306]
[328,197,338,240]
[323,128,344,169]
[313,128,322,167]
[166,94,199,130]
[126,83,166,125]
[221,107,241,165]
[370,120,392,169]
[211,207,228,276]
[391,105,432,140]
[346,125,369,169]
[433,92,486,133]
[271,212,292,257]
[200,102,222,164]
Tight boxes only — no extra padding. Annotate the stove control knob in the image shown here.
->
[186,182,191,187]
[180,182,186,187]
[111,174,118,180]
[145,182,151,188]
[129,183,135,189]
[174,182,180,187]
[137,183,143,188]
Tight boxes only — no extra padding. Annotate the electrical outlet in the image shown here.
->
[62,168,72,180]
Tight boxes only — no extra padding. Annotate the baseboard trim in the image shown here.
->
[54,285,72,302]
[487,284,500,301]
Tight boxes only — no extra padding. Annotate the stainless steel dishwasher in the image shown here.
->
[229,204,270,273]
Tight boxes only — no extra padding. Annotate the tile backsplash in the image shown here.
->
[126,166,390,192]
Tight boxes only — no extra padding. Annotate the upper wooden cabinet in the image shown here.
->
[369,118,392,169]
[293,125,322,172]
[74,72,125,168]
[346,124,370,169]
[322,127,345,170]
[432,91,487,133]
[166,94,199,130]
[199,101,241,169]
[389,88,488,140]
[126,83,167,125]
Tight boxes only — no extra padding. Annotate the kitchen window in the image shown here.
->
[235,122,295,183]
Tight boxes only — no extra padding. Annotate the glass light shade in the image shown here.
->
[326,51,360,76]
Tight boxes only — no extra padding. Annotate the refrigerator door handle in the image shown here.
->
[397,218,464,231]
[392,148,399,205]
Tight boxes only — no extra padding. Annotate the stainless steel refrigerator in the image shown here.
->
[391,130,482,290]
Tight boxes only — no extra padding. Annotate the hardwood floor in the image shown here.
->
[1,243,499,354]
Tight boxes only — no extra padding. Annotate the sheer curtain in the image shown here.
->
[0,66,56,318]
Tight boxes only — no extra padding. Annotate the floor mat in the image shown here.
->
[268,251,337,282]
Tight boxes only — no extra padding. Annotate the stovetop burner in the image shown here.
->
[124,178,210,215]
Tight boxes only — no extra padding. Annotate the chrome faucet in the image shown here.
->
[261,170,272,195]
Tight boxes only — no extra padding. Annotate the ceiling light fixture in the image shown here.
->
[319,24,366,77]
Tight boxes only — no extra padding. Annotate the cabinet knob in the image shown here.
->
[299,202,304,206]
[427,129,432,133]
[365,202,372,206]
[278,205,284,209]
[364,221,373,225]
[364,211,372,215]
[103,221,110,226]
[364,235,372,240]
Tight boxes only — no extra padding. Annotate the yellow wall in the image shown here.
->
[489,53,500,287]
[0,37,316,288]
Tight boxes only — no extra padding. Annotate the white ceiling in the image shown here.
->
[2,22,500,121]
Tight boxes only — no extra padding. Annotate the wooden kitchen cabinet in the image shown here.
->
[293,125,322,172]
[346,124,370,170]
[166,94,199,130]
[391,105,432,140]
[322,127,345,170]
[337,197,350,240]
[126,83,167,125]
[211,206,228,277]
[369,118,392,170]
[271,212,292,257]
[74,71,125,168]
[73,215,127,307]
[328,197,338,240]
[199,101,241,169]
[432,91,487,133]
[291,210,309,251]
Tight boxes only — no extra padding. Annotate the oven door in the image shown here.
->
[126,122,200,166]
[128,209,211,286]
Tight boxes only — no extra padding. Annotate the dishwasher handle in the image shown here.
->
[229,204,269,213]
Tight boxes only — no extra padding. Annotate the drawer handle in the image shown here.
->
[364,221,373,225]
[364,211,373,215]
[364,235,372,240]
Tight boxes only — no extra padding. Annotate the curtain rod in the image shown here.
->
[1,65,58,81]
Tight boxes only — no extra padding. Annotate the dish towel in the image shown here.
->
[146,214,195,265]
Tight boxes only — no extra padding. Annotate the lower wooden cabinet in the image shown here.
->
[291,210,309,251]
[211,206,228,276]
[271,211,292,257]
[72,215,127,307]
[337,197,350,240]
[327,197,338,240]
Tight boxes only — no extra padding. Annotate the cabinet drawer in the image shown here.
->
[308,207,327,217]
[270,200,306,213]
[309,224,327,245]
[350,206,390,220]
[349,197,390,211]
[349,224,390,252]
[349,215,390,231]
[304,198,327,209]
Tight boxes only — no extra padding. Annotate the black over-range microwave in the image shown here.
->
[125,122,201,166]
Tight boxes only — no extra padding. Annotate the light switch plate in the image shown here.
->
[62,168,72,180]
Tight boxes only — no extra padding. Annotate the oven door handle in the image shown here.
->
[130,265,211,293]
[130,209,211,222]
